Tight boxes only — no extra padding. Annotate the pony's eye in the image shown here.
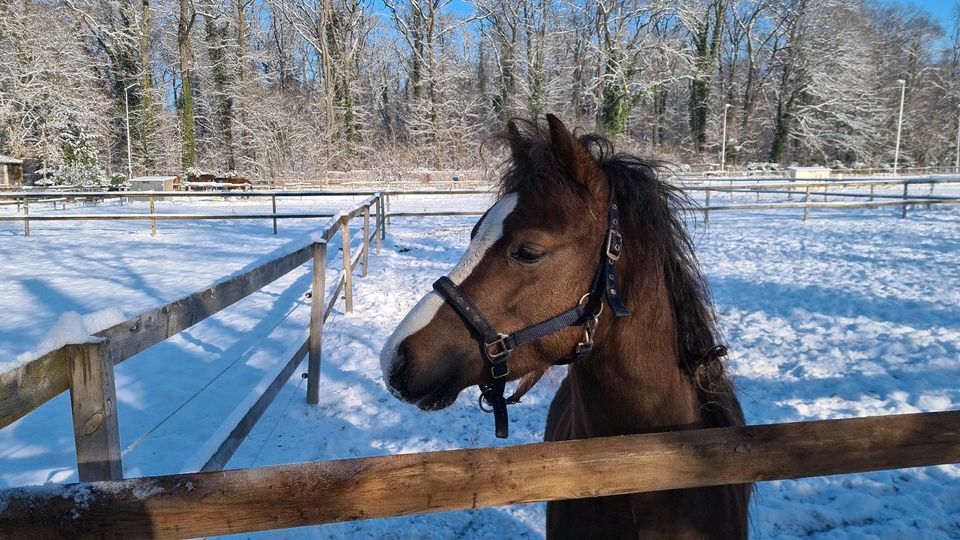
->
[512,245,546,264]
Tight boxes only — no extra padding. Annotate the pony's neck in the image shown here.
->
[566,270,702,438]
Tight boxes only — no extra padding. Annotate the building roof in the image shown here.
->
[787,166,829,170]
[130,176,178,182]
[0,155,23,164]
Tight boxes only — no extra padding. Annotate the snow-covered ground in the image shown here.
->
[1,190,959,538]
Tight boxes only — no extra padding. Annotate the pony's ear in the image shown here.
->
[546,114,600,190]
[505,120,529,162]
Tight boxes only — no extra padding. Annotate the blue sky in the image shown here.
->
[901,0,956,24]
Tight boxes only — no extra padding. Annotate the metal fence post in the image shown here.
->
[803,186,811,222]
[307,241,327,405]
[703,188,710,226]
[362,206,370,277]
[149,194,157,236]
[375,196,382,254]
[340,215,353,313]
[380,193,388,240]
[901,182,909,219]
[272,194,278,235]
[68,342,123,482]
[385,193,391,226]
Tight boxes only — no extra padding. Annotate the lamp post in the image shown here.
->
[893,79,906,176]
[954,103,960,174]
[124,81,139,180]
[720,103,731,173]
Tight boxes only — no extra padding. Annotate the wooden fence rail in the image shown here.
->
[1,410,958,538]
[0,194,383,483]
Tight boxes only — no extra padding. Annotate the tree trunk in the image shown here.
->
[139,0,155,172]
[178,0,197,169]
[205,8,235,171]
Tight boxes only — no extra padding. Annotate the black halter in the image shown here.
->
[432,188,630,438]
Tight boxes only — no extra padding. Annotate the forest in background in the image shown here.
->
[1,0,958,185]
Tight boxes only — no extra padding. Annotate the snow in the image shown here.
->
[0,189,958,538]
[1,307,126,373]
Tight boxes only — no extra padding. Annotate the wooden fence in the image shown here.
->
[0,410,958,538]
[0,194,385,482]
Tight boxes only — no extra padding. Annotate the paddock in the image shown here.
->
[0,185,958,538]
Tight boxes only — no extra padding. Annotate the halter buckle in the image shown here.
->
[606,230,623,262]
[484,333,511,361]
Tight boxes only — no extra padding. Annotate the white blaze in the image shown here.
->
[380,193,519,381]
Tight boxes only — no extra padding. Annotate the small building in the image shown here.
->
[787,166,831,180]
[129,176,178,200]
[0,155,24,188]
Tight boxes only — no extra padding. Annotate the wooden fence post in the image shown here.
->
[362,206,370,277]
[703,189,710,225]
[307,241,327,405]
[149,194,157,236]
[22,196,29,237]
[67,342,123,482]
[901,182,908,219]
[271,195,278,235]
[375,196,382,254]
[803,186,811,222]
[869,185,875,201]
[340,215,353,313]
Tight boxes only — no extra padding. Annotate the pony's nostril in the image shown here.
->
[389,344,412,395]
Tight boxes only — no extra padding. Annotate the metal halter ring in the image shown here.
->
[578,293,604,318]
[478,393,495,413]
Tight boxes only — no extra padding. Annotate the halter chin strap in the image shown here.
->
[431,187,629,438]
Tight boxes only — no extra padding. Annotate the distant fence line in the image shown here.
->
[1,178,959,236]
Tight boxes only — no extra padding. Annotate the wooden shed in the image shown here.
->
[787,166,831,180]
[129,176,178,201]
[0,155,24,188]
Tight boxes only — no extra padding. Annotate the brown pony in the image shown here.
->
[380,115,750,539]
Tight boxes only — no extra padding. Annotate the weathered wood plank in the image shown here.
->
[307,242,328,405]
[0,348,70,428]
[340,216,353,313]
[1,411,958,539]
[67,343,122,482]
[361,206,370,277]
[323,276,346,324]
[200,337,309,472]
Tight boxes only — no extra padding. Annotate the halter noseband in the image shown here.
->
[432,187,630,438]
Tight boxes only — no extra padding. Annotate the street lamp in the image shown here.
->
[893,79,906,176]
[124,81,139,180]
[954,103,960,174]
[720,103,731,173]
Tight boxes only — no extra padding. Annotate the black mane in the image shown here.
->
[498,119,743,428]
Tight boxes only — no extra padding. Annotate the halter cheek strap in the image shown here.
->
[431,187,630,438]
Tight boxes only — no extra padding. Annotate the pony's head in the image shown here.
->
[380,114,626,410]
